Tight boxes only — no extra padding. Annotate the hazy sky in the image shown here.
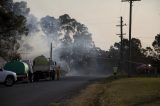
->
[15,0,160,50]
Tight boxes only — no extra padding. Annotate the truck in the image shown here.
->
[3,60,29,82]
[0,68,17,86]
[32,55,52,81]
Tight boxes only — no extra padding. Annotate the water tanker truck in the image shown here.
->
[3,56,62,83]
[3,60,29,82]
[33,55,52,81]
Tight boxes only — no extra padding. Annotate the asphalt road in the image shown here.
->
[0,76,107,106]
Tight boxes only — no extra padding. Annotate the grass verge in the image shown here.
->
[50,77,160,106]
[66,77,160,106]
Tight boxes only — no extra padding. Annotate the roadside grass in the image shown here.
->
[67,77,160,106]
[68,83,104,106]
[49,83,104,106]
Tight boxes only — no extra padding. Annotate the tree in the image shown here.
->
[0,0,28,60]
[142,47,155,58]
[26,14,39,34]
[55,14,98,74]
[13,1,30,16]
[152,33,160,74]
[152,33,160,56]
[40,16,60,38]
[108,38,153,74]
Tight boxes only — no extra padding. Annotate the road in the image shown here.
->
[0,76,107,106]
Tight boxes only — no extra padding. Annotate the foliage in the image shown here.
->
[152,33,160,73]
[152,33,160,55]
[107,38,156,74]
[0,0,28,60]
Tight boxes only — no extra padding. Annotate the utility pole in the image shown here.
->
[49,42,53,71]
[122,0,141,76]
[116,16,126,72]
[50,42,52,62]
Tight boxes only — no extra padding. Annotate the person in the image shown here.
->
[51,68,55,80]
[56,65,61,80]
[113,66,118,79]
[28,70,33,82]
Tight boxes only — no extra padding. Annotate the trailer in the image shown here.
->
[3,60,29,82]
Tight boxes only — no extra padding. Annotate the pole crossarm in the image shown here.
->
[122,0,141,2]
[116,17,126,37]
[116,33,126,36]
[116,24,126,27]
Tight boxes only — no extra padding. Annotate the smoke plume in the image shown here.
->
[13,1,111,76]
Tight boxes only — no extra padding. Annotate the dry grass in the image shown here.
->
[68,83,104,106]
[100,78,160,106]
[68,77,160,106]
[50,77,160,106]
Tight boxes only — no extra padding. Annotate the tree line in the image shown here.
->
[0,0,160,75]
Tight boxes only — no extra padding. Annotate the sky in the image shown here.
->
[15,0,160,50]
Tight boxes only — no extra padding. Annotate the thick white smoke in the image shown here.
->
[19,32,50,60]
[14,1,111,76]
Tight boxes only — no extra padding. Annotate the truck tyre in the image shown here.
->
[4,76,15,86]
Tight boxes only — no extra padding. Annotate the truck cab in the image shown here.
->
[0,68,17,86]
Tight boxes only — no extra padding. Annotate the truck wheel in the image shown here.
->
[5,76,15,86]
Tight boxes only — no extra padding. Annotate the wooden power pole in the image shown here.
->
[116,16,126,72]
[122,0,141,76]
[50,42,53,61]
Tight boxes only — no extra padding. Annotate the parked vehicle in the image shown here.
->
[33,55,52,81]
[0,68,17,86]
[3,60,29,82]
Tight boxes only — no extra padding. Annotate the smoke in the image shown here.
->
[13,1,112,76]
[19,32,49,59]
[26,14,39,33]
